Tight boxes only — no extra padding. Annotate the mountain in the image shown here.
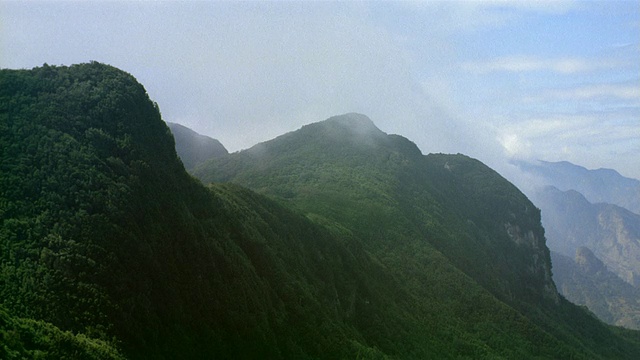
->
[194,112,640,357]
[0,305,125,359]
[1,63,405,359]
[532,186,640,288]
[166,122,227,170]
[515,158,640,330]
[195,113,558,306]
[517,160,640,215]
[2,63,640,358]
[551,249,640,330]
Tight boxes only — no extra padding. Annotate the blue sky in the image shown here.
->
[2,0,639,181]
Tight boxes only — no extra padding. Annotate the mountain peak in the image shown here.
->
[5,63,640,359]
[310,113,386,141]
[516,159,640,215]
[325,112,377,129]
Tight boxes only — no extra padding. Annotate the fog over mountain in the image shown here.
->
[166,122,228,170]
[1,0,639,355]
[3,64,640,357]
[2,1,638,180]
[510,159,640,330]
[518,160,640,215]
[532,186,640,286]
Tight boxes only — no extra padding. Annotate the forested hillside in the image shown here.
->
[194,113,640,358]
[0,62,397,359]
[2,63,640,359]
[195,114,559,307]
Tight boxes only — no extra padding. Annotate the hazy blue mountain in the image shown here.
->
[515,160,640,330]
[517,160,640,215]
[532,186,640,288]
[3,63,640,358]
[551,249,640,329]
[166,122,227,170]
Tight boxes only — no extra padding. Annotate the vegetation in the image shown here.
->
[195,113,640,358]
[0,306,124,360]
[2,63,640,358]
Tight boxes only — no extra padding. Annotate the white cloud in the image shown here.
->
[477,0,579,14]
[1,1,637,179]
[542,84,640,100]
[463,56,619,74]
[496,113,640,178]
[398,0,579,31]
[499,132,532,159]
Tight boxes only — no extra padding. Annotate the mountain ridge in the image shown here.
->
[193,113,640,355]
[195,114,559,306]
[532,185,640,288]
[519,159,640,330]
[551,249,640,329]
[517,160,640,215]
[3,63,640,358]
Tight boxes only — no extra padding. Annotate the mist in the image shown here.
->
[2,0,638,180]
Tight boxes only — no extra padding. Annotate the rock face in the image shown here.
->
[552,249,640,329]
[505,223,558,303]
[533,186,640,288]
[575,247,606,274]
[523,177,640,329]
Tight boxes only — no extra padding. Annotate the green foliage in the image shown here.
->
[0,305,124,359]
[1,65,395,358]
[195,113,640,359]
[2,64,640,359]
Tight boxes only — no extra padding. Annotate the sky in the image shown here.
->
[2,0,639,182]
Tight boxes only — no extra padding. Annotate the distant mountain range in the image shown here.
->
[517,160,640,215]
[551,248,640,329]
[517,160,640,330]
[532,186,640,287]
[2,63,640,358]
[166,122,227,170]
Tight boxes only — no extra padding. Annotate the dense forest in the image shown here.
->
[2,63,640,359]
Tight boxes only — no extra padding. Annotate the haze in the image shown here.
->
[2,0,638,179]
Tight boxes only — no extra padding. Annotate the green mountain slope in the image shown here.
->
[1,63,398,359]
[2,63,640,358]
[194,114,558,306]
[194,113,640,358]
[0,305,125,360]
